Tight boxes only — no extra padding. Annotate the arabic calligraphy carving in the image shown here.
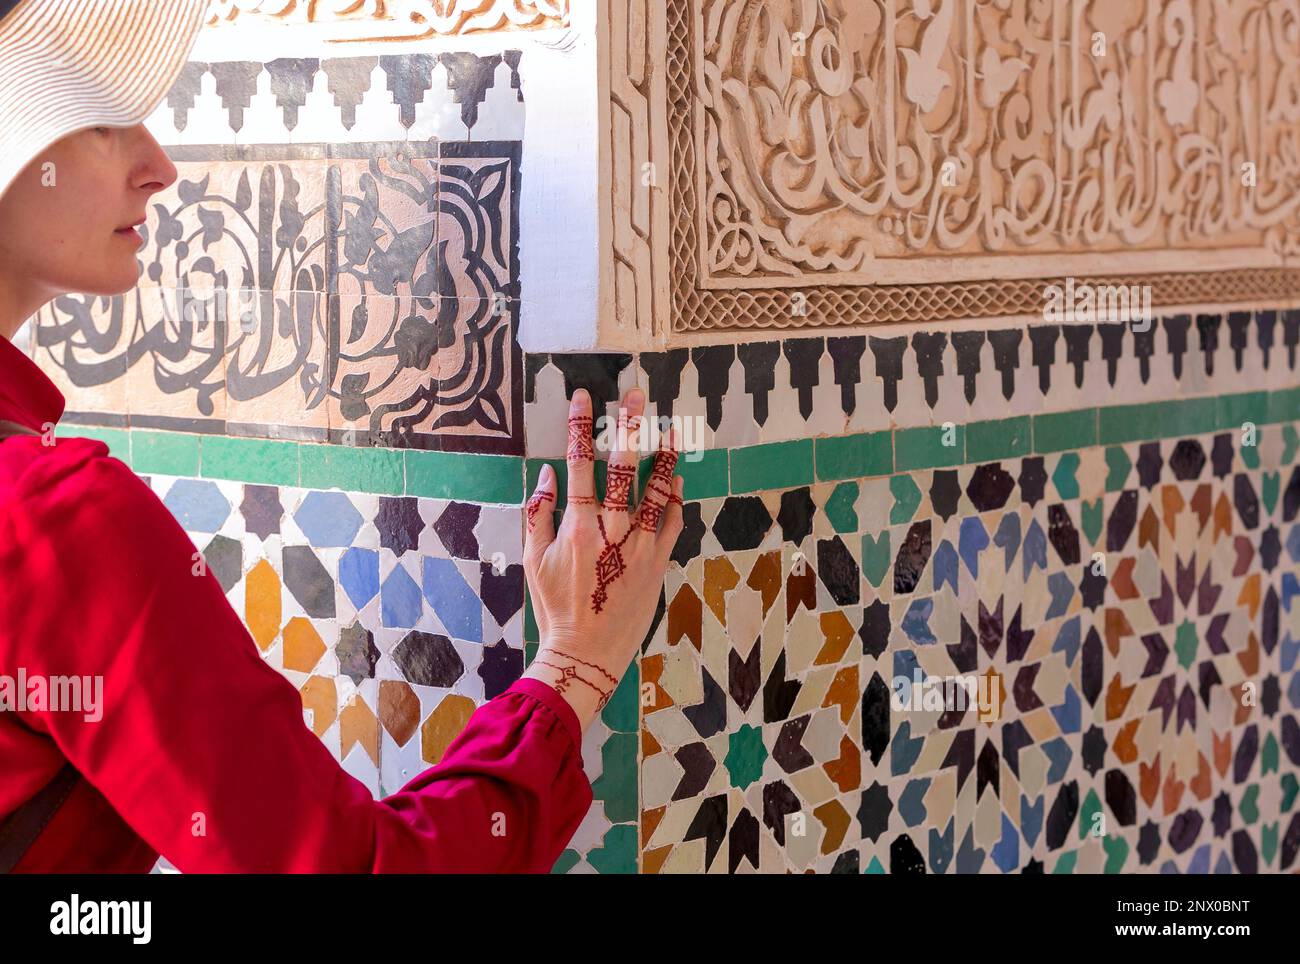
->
[206,0,570,39]
[36,141,523,453]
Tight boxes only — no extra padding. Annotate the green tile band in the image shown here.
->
[50,386,1300,504]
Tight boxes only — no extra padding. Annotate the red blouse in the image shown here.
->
[0,334,592,872]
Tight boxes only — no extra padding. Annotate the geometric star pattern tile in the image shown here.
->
[640,425,1300,874]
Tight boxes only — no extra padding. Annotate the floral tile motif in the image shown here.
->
[641,425,1300,873]
[35,140,522,453]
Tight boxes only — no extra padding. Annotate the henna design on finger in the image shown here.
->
[525,490,554,531]
[568,495,597,506]
[603,463,636,511]
[566,414,594,463]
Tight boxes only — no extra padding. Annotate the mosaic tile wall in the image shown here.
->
[23,23,1300,872]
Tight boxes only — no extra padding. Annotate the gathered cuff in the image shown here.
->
[500,676,585,753]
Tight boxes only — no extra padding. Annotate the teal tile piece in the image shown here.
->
[593,731,638,824]
[890,474,922,524]
[1104,446,1132,491]
[825,481,859,533]
[1051,452,1080,500]
[407,450,524,503]
[1099,404,1159,444]
[202,435,298,486]
[1266,387,1300,425]
[299,444,404,495]
[584,824,638,875]
[1163,396,1217,438]
[861,530,891,588]
[966,416,1030,462]
[675,448,728,500]
[894,425,964,471]
[1217,391,1269,432]
[815,432,892,481]
[132,430,200,476]
[1034,410,1096,453]
[730,439,813,493]
[55,424,131,465]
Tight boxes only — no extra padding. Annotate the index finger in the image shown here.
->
[565,388,597,510]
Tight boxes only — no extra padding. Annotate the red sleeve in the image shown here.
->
[0,438,592,873]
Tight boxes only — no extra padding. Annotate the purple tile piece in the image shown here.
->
[376,496,424,556]
[240,484,283,540]
[480,562,524,626]
[393,630,463,687]
[337,622,379,684]
[432,502,480,560]
[478,639,524,699]
[283,545,336,618]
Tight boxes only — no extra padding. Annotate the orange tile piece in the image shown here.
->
[641,806,666,852]
[1138,505,1160,551]
[1237,631,1259,676]
[1112,719,1141,764]
[1190,752,1212,801]
[642,845,672,874]
[1105,673,1136,721]
[1237,574,1260,620]
[813,799,851,854]
[1213,492,1233,540]
[1162,766,1186,816]
[641,727,663,759]
[786,562,817,622]
[1111,557,1138,600]
[245,559,281,651]
[1213,730,1231,775]
[420,693,476,765]
[1190,483,1212,531]
[747,551,781,618]
[703,556,739,626]
[667,584,703,650]
[1103,608,1132,655]
[340,694,379,766]
[824,666,858,724]
[1139,754,1161,807]
[379,679,420,746]
[299,675,337,738]
[282,616,326,672]
[1160,485,1184,536]
[816,611,854,665]
[822,735,860,794]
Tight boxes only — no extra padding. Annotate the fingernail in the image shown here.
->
[572,388,589,404]
[628,387,645,406]
[539,463,553,485]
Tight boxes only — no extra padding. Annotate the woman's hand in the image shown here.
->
[520,387,684,732]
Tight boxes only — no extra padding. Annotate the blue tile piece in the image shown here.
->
[1046,571,1074,618]
[901,598,935,645]
[890,721,924,776]
[162,479,231,533]
[381,564,423,629]
[991,813,1020,873]
[928,820,954,874]
[1050,684,1082,734]
[339,547,380,609]
[898,778,930,827]
[1020,794,1044,848]
[1042,737,1072,783]
[958,516,988,577]
[1022,519,1048,580]
[1053,615,1082,666]
[294,491,364,548]
[421,557,483,643]
[993,513,1020,573]
[932,540,958,594]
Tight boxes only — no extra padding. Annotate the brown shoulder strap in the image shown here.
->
[0,763,80,873]
[0,420,39,441]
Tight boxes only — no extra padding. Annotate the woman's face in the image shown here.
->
[0,124,176,301]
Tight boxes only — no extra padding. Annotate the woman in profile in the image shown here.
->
[0,0,683,872]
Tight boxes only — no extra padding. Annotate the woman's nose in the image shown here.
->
[130,124,177,194]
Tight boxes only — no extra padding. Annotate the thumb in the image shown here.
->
[524,463,558,562]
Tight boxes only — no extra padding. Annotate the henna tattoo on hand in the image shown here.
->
[590,514,635,613]
[603,463,636,511]
[547,649,619,687]
[534,655,614,709]
[568,495,597,505]
[525,490,554,531]
[566,414,594,463]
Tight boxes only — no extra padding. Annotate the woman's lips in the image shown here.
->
[114,221,144,244]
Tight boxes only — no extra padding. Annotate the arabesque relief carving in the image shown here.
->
[206,0,569,40]
[603,0,1300,337]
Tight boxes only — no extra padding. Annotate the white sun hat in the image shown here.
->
[0,0,208,203]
